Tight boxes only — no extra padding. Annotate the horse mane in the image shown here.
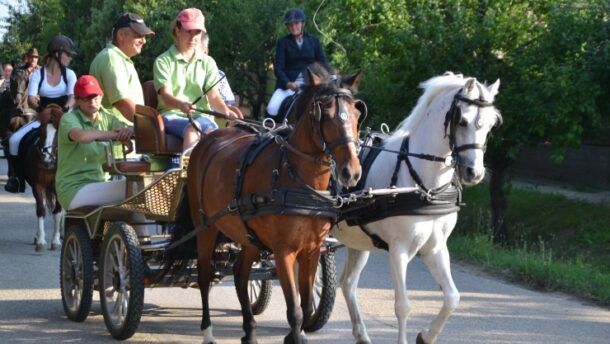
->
[392,72,467,138]
[292,62,339,121]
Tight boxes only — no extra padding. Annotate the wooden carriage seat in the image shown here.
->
[135,81,182,155]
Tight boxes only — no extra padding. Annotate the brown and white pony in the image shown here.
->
[24,104,64,251]
[188,64,363,343]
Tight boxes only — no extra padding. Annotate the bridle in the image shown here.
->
[387,83,501,194]
[275,84,361,168]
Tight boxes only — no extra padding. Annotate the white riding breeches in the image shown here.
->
[267,88,295,117]
[9,120,40,156]
[68,180,126,210]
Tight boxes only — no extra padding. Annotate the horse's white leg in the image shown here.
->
[340,247,372,344]
[35,217,46,251]
[50,211,63,250]
[418,243,459,344]
[388,244,413,344]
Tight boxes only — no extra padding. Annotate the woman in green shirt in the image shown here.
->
[153,8,241,152]
[56,75,133,209]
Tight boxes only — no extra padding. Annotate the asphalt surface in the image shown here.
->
[0,157,609,343]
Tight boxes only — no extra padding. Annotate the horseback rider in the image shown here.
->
[4,37,77,193]
[90,12,155,124]
[266,8,327,118]
[153,8,241,153]
[55,75,133,210]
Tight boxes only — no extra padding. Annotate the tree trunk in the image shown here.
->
[488,157,512,244]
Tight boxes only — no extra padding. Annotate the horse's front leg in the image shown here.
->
[33,186,47,251]
[275,251,306,344]
[233,245,261,344]
[340,247,372,344]
[297,249,321,327]
[197,227,219,344]
[50,205,63,250]
[388,243,415,344]
[417,242,459,344]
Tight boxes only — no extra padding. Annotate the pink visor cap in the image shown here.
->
[177,8,206,32]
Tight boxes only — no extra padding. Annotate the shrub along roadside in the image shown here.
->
[449,185,610,306]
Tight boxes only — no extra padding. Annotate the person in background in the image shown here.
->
[27,35,77,112]
[4,37,77,193]
[90,12,155,124]
[9,47,39,112]
[266,7,327,117]
[56,75,133,210]
[0,63,13,92]
[153,8,241,152]
[200,34,236,106]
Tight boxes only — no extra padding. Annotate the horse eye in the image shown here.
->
[459,117,468,127]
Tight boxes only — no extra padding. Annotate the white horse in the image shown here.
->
[332,73,501,344]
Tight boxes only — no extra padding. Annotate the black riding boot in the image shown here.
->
[4,155,21,193]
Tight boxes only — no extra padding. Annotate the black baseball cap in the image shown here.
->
[113,13,155,35]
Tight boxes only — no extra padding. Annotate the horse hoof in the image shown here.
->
[50,243,61,251]
[35,243,45,252]
[416,332,432,344]
[240,337,257,344]
[283,333,307,344]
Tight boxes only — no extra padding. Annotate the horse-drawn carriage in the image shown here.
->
[59,65,363,341]
[59,68,501,344]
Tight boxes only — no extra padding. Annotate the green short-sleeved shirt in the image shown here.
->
[90,43,144,124]
[56,108,127,208]
[153,45,220,121]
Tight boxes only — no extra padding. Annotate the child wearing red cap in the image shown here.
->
[56,75,134,210]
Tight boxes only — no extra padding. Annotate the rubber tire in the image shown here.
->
[99,222,144,340]
[303,252,337,332]
[249,277,273,315]
[60,224,94,322]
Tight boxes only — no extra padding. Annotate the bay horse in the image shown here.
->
[188,63,363,343]
[333,73,502,344]
[24,104,64,251]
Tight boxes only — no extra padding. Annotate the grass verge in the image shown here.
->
[449,184,610,306]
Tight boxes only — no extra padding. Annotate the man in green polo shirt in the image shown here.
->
[90,12,155,124]
[56,75,133,210]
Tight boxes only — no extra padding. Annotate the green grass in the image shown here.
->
[448,184,610,305]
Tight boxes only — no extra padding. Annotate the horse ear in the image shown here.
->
[487,79,500,98]
[464,78,476,96]
[342,70,363,95]
[307,67,322,86]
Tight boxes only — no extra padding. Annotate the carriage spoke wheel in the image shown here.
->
[60,225,93,322]
[303,251,337,332]
[249,261,273,315]
[99,222,144,340]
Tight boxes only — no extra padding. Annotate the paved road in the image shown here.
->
[1,159,609,343]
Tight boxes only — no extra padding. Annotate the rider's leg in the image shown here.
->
[182,117,217,152]
[5,120,40,192]
[266,88,294,117]
[67,180,126,210]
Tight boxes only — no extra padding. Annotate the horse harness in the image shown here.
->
[340,86,497,251]
[169,87,359,251]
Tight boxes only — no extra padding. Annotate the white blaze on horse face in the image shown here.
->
[43,123,57,165]
[454,83,498,185]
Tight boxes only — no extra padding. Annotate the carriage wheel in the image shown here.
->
[99,222,144,340]
[303,251,337,332]
[60,224,94,322]
[249,260,274,315]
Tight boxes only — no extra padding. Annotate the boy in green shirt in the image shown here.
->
[56,75,133,209]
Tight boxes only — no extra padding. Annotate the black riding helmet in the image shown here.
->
[283,8,305,24]
[47,35,77,56]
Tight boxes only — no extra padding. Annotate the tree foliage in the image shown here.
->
[1,0,609,242]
